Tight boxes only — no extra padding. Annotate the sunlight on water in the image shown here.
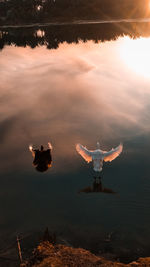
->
[120,36,150,78]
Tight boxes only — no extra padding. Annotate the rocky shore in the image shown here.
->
[26,241,150,267]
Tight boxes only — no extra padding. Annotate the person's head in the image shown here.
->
[41,145,44,151]
[36,164,48,172]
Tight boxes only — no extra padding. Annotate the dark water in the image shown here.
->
[1,21,150,262]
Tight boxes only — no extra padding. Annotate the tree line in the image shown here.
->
[0,0,150,26]
[0,22,150,50]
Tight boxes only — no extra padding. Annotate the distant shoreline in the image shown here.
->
[1,17,150,29]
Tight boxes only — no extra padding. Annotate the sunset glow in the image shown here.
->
[120,37,150,78]
[148,0,150,10]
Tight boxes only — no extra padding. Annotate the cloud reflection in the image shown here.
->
[0,39,150,172]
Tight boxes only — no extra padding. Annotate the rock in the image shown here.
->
[28,241,125,267]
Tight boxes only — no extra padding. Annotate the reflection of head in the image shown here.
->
[36,164,49,172]
[97,142,100,149]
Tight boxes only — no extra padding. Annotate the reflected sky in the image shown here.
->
[1,35,150,259]
[121,36,150,78]
[1,37,150,172]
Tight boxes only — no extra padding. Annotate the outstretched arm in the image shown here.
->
[76,143,92,163]
[29,145,35,157]
[48,142,53,150]
[103,143,123,162]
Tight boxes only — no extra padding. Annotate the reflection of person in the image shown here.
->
[76,142,123,172]
[29,142,52,172]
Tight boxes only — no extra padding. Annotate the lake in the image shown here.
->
[1,21,150,262]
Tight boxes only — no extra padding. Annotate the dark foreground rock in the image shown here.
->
[27,242,150,267]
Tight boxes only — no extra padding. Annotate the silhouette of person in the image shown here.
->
[29,142,52,172]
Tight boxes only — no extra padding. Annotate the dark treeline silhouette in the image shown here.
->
[0,0,150,26]
[0,22,150,50]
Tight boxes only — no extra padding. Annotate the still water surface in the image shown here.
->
[1,23,150,260]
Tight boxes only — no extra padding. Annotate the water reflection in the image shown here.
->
[0,36,150,172]
[29,143,52,172]
[1,24,150,261]
[1,21,150,50]
[76,142,123,172]
[79,178,116,194]
[121,37,150,78]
